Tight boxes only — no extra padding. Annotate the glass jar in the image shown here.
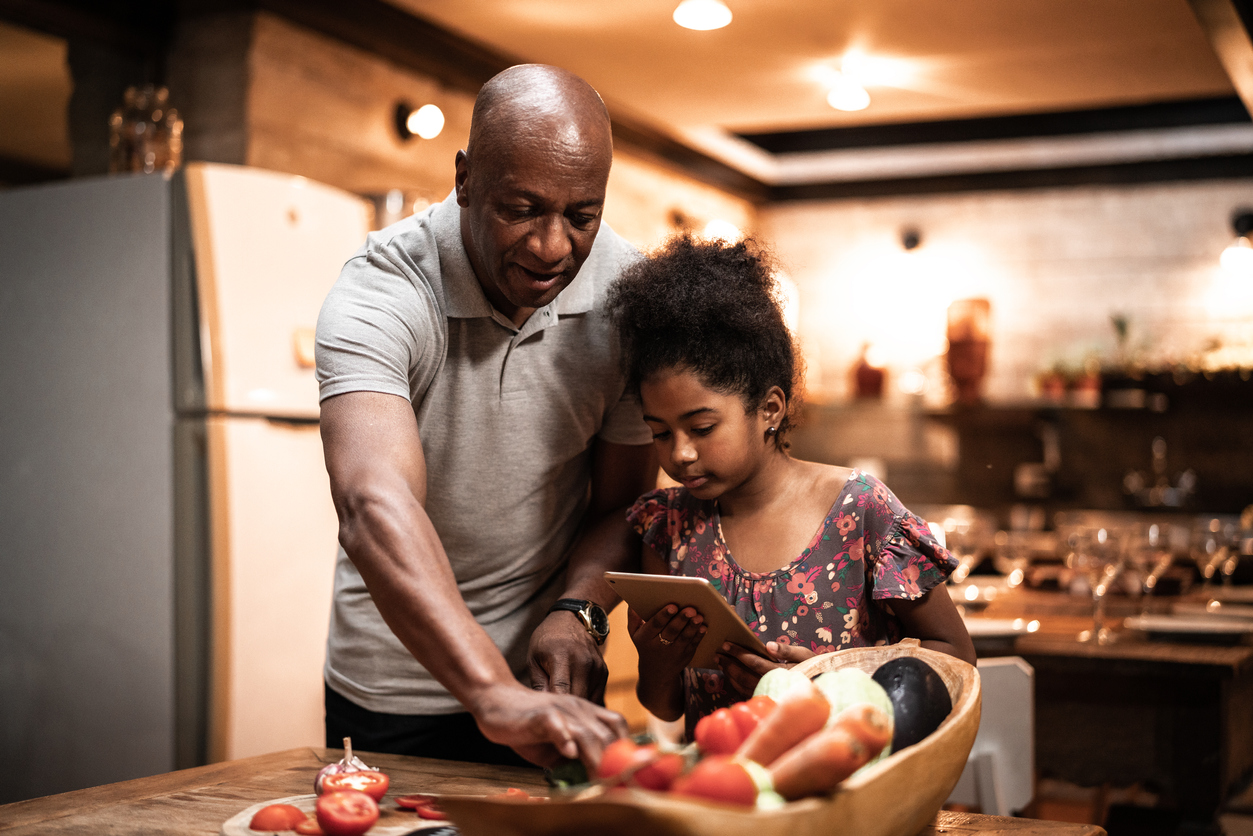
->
[109,85,183,175]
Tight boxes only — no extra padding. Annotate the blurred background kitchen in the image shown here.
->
[2,1,1252,834]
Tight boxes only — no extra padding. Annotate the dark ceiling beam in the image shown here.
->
[769,153,1253,202]
[1188,0,1253,115]
[0,0,170,55]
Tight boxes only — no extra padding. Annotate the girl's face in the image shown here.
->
[640,367,779,501]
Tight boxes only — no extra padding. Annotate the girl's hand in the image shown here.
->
[628,604,706,674]
[716,641,816,697]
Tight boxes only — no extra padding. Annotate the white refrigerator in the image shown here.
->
[0,163,370,802]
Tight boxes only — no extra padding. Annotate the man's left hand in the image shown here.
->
[528,610,609,704]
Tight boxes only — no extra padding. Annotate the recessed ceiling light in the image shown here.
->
[673,0,732,31]
[826,73,870,112]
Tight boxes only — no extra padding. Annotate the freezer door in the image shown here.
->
[184,164,370,419]
[206,415,339,762]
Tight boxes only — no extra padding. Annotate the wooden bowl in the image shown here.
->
[440,642,981,836]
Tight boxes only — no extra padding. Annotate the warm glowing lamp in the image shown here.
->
[826,72,870,112]
[1220,209,1253,274]
[673,0,732,31]
[395,102,445,140]
[702,218,741,242]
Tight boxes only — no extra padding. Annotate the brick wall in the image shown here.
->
[760,179,1253,406]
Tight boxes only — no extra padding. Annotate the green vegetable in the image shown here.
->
[812,668,895,765]
[742,759,785,811]
[753,667,809,701]
[544,758,589,789]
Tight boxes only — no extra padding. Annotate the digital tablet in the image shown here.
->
[604,571,770,669]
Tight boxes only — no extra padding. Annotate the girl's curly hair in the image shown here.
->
[605,234,803,447]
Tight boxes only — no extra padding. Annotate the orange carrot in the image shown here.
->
[768,724,874,800]
[828,703,892,753]
[735,677,830,766]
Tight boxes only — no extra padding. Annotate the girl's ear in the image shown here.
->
[760,385,787,429]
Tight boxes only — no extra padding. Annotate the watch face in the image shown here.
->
[587,605,609,636]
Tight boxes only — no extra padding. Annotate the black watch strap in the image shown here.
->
[549,598,610,645]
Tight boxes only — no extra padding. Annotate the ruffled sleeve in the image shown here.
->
[626,488,679,556]
[860,477,958,601]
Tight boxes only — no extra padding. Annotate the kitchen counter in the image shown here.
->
[962,585,1253,827]
[0,747,1105,836]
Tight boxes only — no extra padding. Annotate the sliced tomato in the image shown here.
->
[293,818,325,835]
[249,803,308,831]
[320,770,390,801]
[595,738,656,781]
[694,707,743,755]
[314,790,379,836]
[395,793,445,819]
[632,751,686,791]
[486,787,543,801]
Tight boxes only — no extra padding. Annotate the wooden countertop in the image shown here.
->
[0,747,1104,836]
[960,587,1253,676]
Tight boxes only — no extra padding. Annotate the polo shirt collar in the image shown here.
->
[431,191,598,323]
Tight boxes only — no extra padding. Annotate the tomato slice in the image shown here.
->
[320,770,390,801]
[395,793,445,819]
[315,790,380,836]
[293,818,325,835]
[595,738,656,781]
[486,787,543,801]
[249,803,308,831]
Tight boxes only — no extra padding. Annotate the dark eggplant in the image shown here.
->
[871,656,953,751]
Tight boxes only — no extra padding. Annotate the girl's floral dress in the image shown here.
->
[626,469,956,739]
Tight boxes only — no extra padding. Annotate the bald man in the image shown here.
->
[315,65,655,769]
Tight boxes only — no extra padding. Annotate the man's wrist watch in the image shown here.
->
[548,598,610,645]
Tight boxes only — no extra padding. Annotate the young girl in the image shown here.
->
[605,235,975,737]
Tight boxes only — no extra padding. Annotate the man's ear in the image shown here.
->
[454,150,471,207]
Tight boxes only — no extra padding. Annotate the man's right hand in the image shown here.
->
[470,682,628,769]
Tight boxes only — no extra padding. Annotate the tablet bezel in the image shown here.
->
[604,571,770,669]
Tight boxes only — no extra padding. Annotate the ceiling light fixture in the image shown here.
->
[1221,208,1253,274]
[395,102,445,141]
[673,0,732,31]
[826,72,870,112]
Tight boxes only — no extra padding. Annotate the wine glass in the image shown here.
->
[993,530,1032,588]
[1191,517,1231,592]
[944,518,981,584]
[1127,522,1176,616]
[1066,527,1126,645]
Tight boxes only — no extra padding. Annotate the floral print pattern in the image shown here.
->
[626,469,956,737]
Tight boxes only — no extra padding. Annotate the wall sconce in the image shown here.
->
[1220,208,1253,273]
[395,102,445,141]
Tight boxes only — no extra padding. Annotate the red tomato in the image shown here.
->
[694,708,743,756]
[486,787,544,801]
[320,770,390,801]
[632,751,686,791]
[315,790,380,836]
[249,803,308,831]
[670,756,757,807]
[595,738,656,781]
[730,696,776,738]
[294,818,324,835]
[395,794,445,819]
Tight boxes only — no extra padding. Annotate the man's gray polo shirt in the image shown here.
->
[315,193,651,715]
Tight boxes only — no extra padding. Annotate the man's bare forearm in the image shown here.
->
[336,482,519,712]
